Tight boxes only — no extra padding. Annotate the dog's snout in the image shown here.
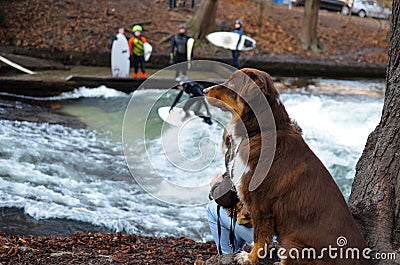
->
[203,88,209,94]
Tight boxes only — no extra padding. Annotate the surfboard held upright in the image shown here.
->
[111,33,130,77]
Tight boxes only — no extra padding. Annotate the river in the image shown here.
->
[0,78,384,242]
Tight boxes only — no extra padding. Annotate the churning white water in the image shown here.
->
[0,78,384,241]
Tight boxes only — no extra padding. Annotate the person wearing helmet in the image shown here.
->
[169,81,212,125]
[128,25,148,79]
[170,24,193,81]
[232,19,243,69]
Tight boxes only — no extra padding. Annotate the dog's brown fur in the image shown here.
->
[204,68,369,265]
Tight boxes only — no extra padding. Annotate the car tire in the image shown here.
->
[358,10,366,18]
[342,6,350,15]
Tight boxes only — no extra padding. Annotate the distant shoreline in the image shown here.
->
[0,46,387,79]
[0,224,217,264]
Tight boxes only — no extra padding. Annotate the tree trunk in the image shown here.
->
[187,0,218,39]
[348,1,400,263]
[299,0,323,52]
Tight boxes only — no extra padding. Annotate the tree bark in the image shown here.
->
[299,0,323,52]
[187,0,218,39]
[349,1,400,263]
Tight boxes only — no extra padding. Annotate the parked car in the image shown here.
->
[295,0,348,13]
[342,0,391,19]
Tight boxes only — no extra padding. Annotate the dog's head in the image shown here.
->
[204,68,290,130]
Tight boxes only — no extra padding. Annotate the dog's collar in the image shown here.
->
[246,129,261,138]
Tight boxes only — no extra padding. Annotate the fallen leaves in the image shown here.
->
[0,0,390,66]
[0,231,216,264]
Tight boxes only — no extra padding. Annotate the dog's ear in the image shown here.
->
[241,69,291,127]
[235,69,273,122]
[242,69,281,104]
[236,69,265,102]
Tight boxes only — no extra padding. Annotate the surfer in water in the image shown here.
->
[170,24,192,81]
[232,19,243,69]
[129,25,148,79]
[170,81,213,125]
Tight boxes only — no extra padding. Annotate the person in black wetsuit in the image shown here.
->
[110,26,127,50]
[170,24,192,81]
[232,19,243,69]
[170,81,213,125]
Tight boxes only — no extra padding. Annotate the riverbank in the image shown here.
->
[0,231,217,265]
[0,49,388,79]
[0,228,279,265]
[0,57,387,100]
[0,0,390,78]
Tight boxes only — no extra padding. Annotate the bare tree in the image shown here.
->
[187,0,218,39]
[349,1,400,264]
[299,0,324,52]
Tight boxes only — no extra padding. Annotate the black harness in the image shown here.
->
[216,193,237,254]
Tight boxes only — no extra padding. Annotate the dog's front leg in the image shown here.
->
[235,214,274,265]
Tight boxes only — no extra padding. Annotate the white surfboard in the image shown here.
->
[144,42,152,62]
[187,38,194,61]
[158,107,199,127]
[111,33,130,77]
[206,32,256,51]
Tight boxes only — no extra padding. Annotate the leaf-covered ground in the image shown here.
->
[1,232,216,264]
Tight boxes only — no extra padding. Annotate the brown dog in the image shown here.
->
[204,68,370,265]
